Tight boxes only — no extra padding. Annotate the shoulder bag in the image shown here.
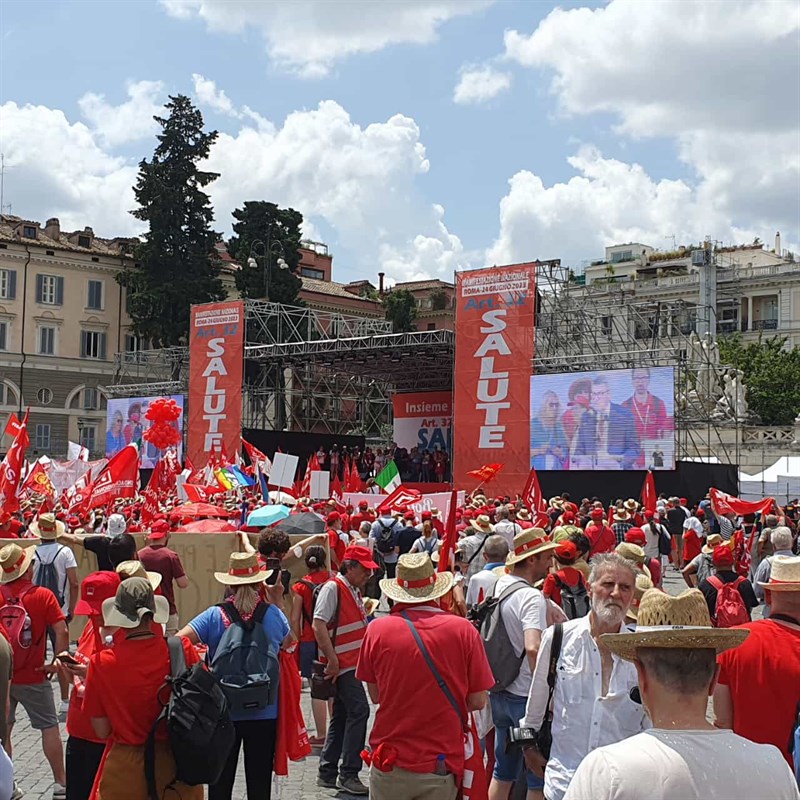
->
[533,622,563,760]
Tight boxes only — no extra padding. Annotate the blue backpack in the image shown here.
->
[210,602,279,714]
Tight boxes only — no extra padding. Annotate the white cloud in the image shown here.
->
[78,80,165,147]
[191,73,236,116]
[1,90,463,282]
[491,0,799,263]
[161,0,491,77]
[0,101,140,236]
[453,64,511,105]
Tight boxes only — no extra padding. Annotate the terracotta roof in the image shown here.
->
[300,276,380,304]
[394,279,454,290]
[0,215,136,258]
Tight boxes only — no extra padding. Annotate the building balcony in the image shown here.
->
[751,319,779,331]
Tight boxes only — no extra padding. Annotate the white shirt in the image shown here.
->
[563,728,800,800]
[493,520,521,550]
[682,515,704,536]
[465,564,503,607]
[313,574,366,675]
[33,541,77,615]
[522,616,649,800]
[641,523,660,560]
[458,532,491,583]
[493,574,547,697]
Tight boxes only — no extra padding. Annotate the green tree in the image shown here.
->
[429,287,449,311]
[119,95,225,347]
[718,333,800,425]
[384,288,417,332]
[226,201,303,304]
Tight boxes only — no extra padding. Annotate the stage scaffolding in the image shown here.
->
[107,301,455,437]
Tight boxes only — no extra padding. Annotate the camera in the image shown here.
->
[506,726,538,751]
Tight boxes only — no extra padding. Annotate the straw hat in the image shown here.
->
[379,552,454,604]
[612,508,630,522]
[506,528,559,566]
[115,560,163,591]
[102,577,169,629]
[757,555,800,592]
[549,496,564,510]
[601,589,750,661]
[625,574,655,622]
[470,514,495,534]
[701,533,724,555]
[29,513,65,540]
[615,542,651,579]
[0,543,36,584]
[214,552,272,586]
[517,509,531,521]
[624,499,639,512]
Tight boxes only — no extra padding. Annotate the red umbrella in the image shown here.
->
[177,519,237,533]
[174,502,231,518]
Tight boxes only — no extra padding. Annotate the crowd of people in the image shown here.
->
[0,485,797,800]
[313,442,452,484]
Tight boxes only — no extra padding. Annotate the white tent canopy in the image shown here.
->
[739,457,800,503]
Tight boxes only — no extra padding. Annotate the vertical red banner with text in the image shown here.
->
[453,264,537,497]
[188,300,244,467]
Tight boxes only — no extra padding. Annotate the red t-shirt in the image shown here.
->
[356,604,494,779]
[328,529,346,567]
[542,566,584,607]
[717,618,800,767]
[647,557,662,586]
[291,571,334,642]
[84,633,199,746]
[585,523,616,557]
[2,579,65,685]
[682,529,703,562]
[350,512,374,531]
[67,620,105,743]
[138,546,186,615]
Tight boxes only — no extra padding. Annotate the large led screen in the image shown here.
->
[106,395,184,468]
[529,367,675,470]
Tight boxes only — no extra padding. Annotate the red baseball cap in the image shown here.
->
[149,520,170,540]
[712,544,734,567]
[562,510,576,524]
[74,571,121,616]
[404,511,415,521]
[342,545,379,570]
[421,511,432,520]
[358,501,369,510]
[696,509,705,518]
[590,508,605,520]
[554,541,579,564]
[327,512,341,524]
[625,527,647,546]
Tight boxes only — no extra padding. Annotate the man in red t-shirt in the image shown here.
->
[713,555,800,770]
[137,522,188,635]
[0,543,68,793]
[349,501,375,532]
[357,553,494,800]
[585,508,616,558]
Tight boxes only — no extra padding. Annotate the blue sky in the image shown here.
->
[1,0,797,283]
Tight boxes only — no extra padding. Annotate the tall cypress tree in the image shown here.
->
[119,95,225,347]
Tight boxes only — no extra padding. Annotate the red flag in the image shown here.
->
[63,469,93,514]
[437,488,459,574]
[3,413,22,439]
[140,483,160,527]
[0,410,29,517]
[347,459,360,493]
[376,486,422,515]
[466,463,504,483]
[84,444,139,510]
[521,467,547,513]
[640,471,657,514]
[21,461,55,499]
[242,438,271,477]
[183,482,224,503]
[709,487,774,517]
[331,473,343,501]
[299,453,320,498]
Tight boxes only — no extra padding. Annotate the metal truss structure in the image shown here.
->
[534,261,742,465]
[107,301,454,438]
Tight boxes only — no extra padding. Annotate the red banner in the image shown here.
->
[453,264,537,496]
[188,300,244,468]
[709,487,774,517]
[522,467,547,514]
[0,410,29,517]
[85,444,139,510]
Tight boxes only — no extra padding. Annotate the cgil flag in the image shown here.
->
[374,460,401,493]
[0,410,29,518]
[84,443,140,510]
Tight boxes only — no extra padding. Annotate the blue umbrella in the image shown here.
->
[246,505,291,528]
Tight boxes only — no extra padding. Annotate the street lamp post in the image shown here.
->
[247,235,289,301]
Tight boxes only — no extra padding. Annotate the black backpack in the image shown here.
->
[297,577,333,626]
[145,638,235,800]
[553,572,590,619]
[375,520,397,554]
[34,545,67,607]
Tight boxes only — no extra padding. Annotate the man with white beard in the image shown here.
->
[519,553,649,800]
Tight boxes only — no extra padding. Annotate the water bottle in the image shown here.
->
[104,634,114,648]
[21,616,32,648]
[434,754,447,776]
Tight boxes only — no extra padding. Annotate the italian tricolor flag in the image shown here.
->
[375,460,401,493]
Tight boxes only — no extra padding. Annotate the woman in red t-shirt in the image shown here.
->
[543,541,587,612]
[290,546,334,745]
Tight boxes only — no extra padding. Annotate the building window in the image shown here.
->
[78,235,91,249]
[36,274,64,305]
[79,424,97,453]
[0,269,16,300]
[82,387,99,410]
[0,322,6,351]
[22,225,37,239]
[80,330,107,360]
[611,250,633,263]
[38,326,55,355]
[123,333,147,362]
[36,387,53,405]
[300,267,325,280]
[34,424,50,450]
[87,280,103,310]
[426,322,437,330]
